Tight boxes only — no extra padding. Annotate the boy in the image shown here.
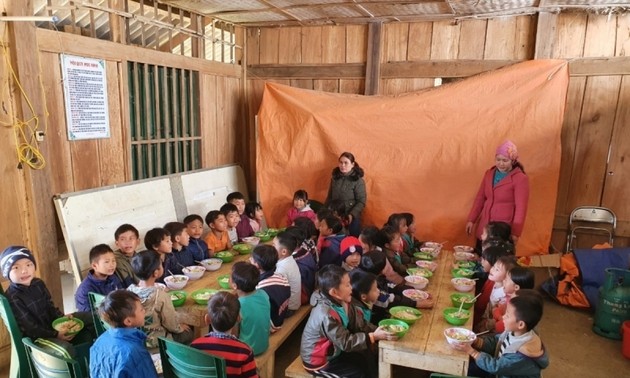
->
[340,236,363,272]
[286,222,317,305]
[301,265,394,378]
[144,227,178,281]
[191,292,259,378]
[273,231,302,314]
[128,250,194,349]
[227,191,254,240]
[250,245,291,332]
[205,210,232,254]
[221,203,241,244]
[317,215,345,269]
[75,244,123,312]
[184,214,210,261]
[164,222,195,268]
[230,261,270,355]
[90,290,158,377]
[113,223,140,287]
[380,225,408,277]
[457,292,549,377]
[1,246,94,350]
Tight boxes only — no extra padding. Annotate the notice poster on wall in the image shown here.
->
[61,54,110,140]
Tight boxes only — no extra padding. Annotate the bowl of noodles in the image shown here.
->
[444,327,476,347]
[406,267,433,279]
[405,275,429,290]
[378,319,410,338]
[389,306,422,324]
[52,317,84,336]
[450,293,476,310]
[191,289,219,305]
[451,278,475,292]
[443,307,471,326]
[415,260,438,272]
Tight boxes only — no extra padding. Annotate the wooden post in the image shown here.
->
[5,1,62,306]
[109,0,126,44]
[364,21,382,95]
[535,2,557,59]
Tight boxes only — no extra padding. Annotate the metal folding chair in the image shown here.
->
[566,206,616,252]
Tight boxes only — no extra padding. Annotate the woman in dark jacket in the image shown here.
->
[325,152,366,237]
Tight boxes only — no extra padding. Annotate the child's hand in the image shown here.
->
[179,323,191,333]
[373,327,398,341]
[57,330,75,341]
[452,342,474,354]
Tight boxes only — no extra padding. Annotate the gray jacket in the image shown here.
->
[325,168,367,219]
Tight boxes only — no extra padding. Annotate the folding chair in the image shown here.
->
[158,336,227,378]
[22,337,85,378]
[566,206,616,252]
[0,294,33,377]
[88,292,110,337]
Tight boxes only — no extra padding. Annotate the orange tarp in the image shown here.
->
[256,60,569,256]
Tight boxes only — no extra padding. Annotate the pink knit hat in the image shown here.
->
[496,140,518,161]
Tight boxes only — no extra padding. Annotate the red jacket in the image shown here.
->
[467,166,529,238]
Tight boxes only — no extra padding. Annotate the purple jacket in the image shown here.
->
[236,214,255,240]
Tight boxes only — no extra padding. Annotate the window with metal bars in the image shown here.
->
[128,61,201,180]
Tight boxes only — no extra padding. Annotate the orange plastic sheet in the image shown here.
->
[256,60,569,256]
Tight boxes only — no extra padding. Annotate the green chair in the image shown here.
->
[158,336,227,378]
[22,337,85,378]
[88,292,109,337]
[0,294,32,377]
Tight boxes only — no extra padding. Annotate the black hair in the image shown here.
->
[332,152,365,180]
[327,199,347,219]
[183,214,203,225]
[99,290,141,328]
[205,210,223,226]
[275,230,299,253]
[359,226,382,250]
[226,192,245,203]
[207,291,240,332]
[485,221,512,242]
[400,213,415,228]
[251,244,278,272]
[508,266,535,290]
[231,261,259,293]
[322,215,342,234]
[245,202,262,219]
[481,246,510,266]
[89,244,114,264]
[482,239,515,255]
[131,250,162,280]
[317,264,348,299]
[385,213,405,229]
[316,208,333,222]
[495,255,517,272]
[513,161,526,174]
[380,225,399,245]
[164,222,186,243]
[293,189,309,202]
[360,250,387,275]
[292,217,318,240]
[144,228,170,251]
[115,224,139,240]
[220,203,239,216]
[510,291,543,330]
[350,270,377,301]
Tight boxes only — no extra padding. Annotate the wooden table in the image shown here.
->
[378,251,474,377]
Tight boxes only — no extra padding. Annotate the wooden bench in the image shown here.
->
[285,356,311,378]
[255,305,311,378]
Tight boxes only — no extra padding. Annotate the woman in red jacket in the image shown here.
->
[465,141,529,249]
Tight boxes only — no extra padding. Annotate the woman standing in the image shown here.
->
[326,152,366,237]
[465,141,529,247]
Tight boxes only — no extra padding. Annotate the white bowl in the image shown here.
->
[451,278,475,292]
[421,245,441,258]
[242,236,260,247]
[164,274,189,290]
[404,275,429,290]
[444,327,476,347]
[199,258,223,271]
[182,266,205,280]
[402,289,429,301]
[423,242,443,250]
[415,260,438,272]
[454,251,477,261]
[453,245,474,253]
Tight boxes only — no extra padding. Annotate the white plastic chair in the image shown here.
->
[566,206,616,251]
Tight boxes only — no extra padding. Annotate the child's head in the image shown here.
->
[114,224,140,257]
[386,213,408,235]
[89,244,116,278]
[350,269,379,305]
[359,250,387,275]
[144,228,172,254]
[99,290,145,328]
[481,238,515,255]
[503,266,536,296]
[293,190,309,211]
[504,290,543,332]
[220,203,240,228]
[315,208,332,229]
[480,246,511,272]
[250,244,278,273]
[482,221,512,242]
[292,217,318,241]
[489,255,517,283]
[318,264,352,304]
[274,231,298,259]
[183,214,204,240]
[380,225,401,250]
[319,215,342,237]
[1,246,37,285]
[340,236,363,269]
[400,213,416,235]
[131,250,163,281]
[226,192,246,215]
[359,226,382,252]
[245,202,264,221]
[206,291,240,333]
[205,210,227,232]
[164,222,191,248]
[327,199,347,220]
[230,261,259,293]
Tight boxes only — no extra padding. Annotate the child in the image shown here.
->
[127,250,194,349]
[227,192,255,240]
[457,293,549,377]
[327,199,351,235]
[250,245,291,332]
[480,221,515,255]
[75,244,123,312]
[191,292,259,378]
[221,203,241,244]
[144,227,177,281]
[287,221,317,304]
[273,231,302,313]
[1,246,94,351]
[113,223,140,287]
[90,290,158,377]
[287,189,317,226]
[473,246,511,327]
[231,261,271,355]
[493,266,536,333]
[359,226,403,286]
[350,269,380,323]
[164,222,195,268]
[340,236,363,272]
[300,265,394,378]
[245,202,265,233]
[385,213,407,254]
[400,213,421,255]
[317,215,345,268]
[184,214,210,261]
[379,225,409,277]
[475,255,517,333]
[204,210,232,254]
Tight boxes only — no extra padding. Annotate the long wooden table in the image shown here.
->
[378,250,474,377]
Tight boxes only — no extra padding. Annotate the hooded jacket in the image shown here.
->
[75,270,123,312]
[325,167,367,219]
[318,234,345,269]
[90,327,158,377]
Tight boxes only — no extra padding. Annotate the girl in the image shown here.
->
[245,202,265,233]
[350,269,381,324]
[473,246,511,327]
[359,226,403,286]
[287,189,316,226]
[385,213,407,255]
[493,266,535,332]
[400,213,421,255]
[474,255,517,333]
[286,222,318,304]
[379,225,409,277]
[480,221,515,255]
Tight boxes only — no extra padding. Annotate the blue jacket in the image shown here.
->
[90,327,158,378]
[474,330,549,378]
[318,235,344,269]
[173,246,196,268]
[158,252,181,282]
[293,245,317,304]
[188,238,209,261]
[75,271,123,312]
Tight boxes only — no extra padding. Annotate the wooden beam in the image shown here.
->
[381,60,521,78]
[365,21,383,95]
[569,57,630,76]
[109,0,126,43]
[247,63,365,78]
[534,2,557,59]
